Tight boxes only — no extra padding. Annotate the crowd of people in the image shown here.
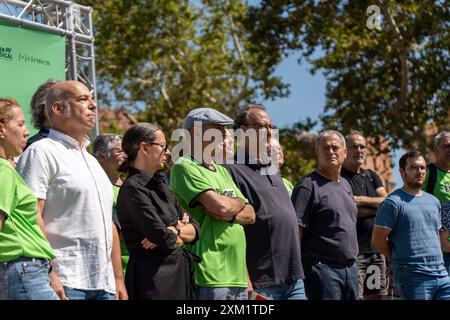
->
[0,79,449,300]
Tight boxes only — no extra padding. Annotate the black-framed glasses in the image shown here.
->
[248,123,278,130]
[148,142,169,152]
[348,144,367,150]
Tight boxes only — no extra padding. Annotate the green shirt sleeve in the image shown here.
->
[0,163,16,218]
[170,161,215,208]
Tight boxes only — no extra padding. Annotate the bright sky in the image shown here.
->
[254,37,402,187]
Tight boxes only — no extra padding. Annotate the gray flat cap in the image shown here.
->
[183,108,234,130]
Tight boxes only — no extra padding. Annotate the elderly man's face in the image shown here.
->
[345,134,367,168]
[65,81,97,132]
[101,140,125,171]
[241,109,274,157]
[316,133,347,170]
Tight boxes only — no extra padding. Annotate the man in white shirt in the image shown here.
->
[17,80,127,300]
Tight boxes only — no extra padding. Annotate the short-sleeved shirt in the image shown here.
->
[422,165,450,205]
[0,158,55,262]
[16,129,116,293]
[225,161,304,289]
[292,171,358,263]
[341,167,384,254]
[375,189,446,275]
[170,155,247,288]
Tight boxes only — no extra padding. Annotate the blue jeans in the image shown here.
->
[394,267,450,300]
[255,279,306,300]
[303,259,359,300]
[196,286,248,300]
[0,257,59,300]
[63,287,115,300]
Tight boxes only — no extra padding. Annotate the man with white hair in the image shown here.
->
[292,130,359,300]
[17,80,127,300]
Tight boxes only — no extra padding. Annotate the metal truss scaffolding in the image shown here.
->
[0,0,99,136]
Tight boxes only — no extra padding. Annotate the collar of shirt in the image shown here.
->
[39,127,50,136]
[48,129,91,150]
[128,167,168,187]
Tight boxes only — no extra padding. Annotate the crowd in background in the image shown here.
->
[0,79,449,300]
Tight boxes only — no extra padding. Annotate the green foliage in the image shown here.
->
[279,118,317,183]
[78,0,289,134]
[247,0,449,152]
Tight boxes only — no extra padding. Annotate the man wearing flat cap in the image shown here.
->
[170,107,256,300]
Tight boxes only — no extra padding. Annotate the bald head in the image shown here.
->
[44,80,96,141]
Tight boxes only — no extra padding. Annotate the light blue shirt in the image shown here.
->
[375,188,445,275]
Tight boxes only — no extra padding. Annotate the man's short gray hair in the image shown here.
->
[92,134,122,159]
[435,131,450,149]
[234,103,266,128]
[30,79,60,129]
[345,130,365,145]
[315,130,346,152]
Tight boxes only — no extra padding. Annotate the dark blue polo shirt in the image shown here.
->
[224,161,304,289]
[292,171,358,263]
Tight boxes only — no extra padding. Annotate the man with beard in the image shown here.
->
[372,151,450,300]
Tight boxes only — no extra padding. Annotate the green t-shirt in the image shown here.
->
[422,165,450,205]
[112,184,129,275]
[170,156,247,287]
[0,158,55,262]
[282,177,294,197]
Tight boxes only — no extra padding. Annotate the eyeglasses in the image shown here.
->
[247,123,278,130]
[406,164,426,172]
[147,142,169,152]
[348,144,367,150]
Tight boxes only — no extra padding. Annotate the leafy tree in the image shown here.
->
[279,118,317,183]
[78,0,290,134]
[247,0,449,152]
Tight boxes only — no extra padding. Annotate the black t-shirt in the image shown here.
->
[292,171,358,263]
[225,162,304,289]
[341,167,383,254]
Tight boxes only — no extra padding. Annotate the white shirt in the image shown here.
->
[17,129,115,293]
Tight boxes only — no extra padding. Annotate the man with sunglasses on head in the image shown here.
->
[341,131,388,300]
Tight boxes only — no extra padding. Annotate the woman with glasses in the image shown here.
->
[0,98,58,300]
[116,123,200,300]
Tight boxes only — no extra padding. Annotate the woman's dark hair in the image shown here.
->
[119,122,161,172]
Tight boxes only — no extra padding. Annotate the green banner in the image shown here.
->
[0,22,65,136]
